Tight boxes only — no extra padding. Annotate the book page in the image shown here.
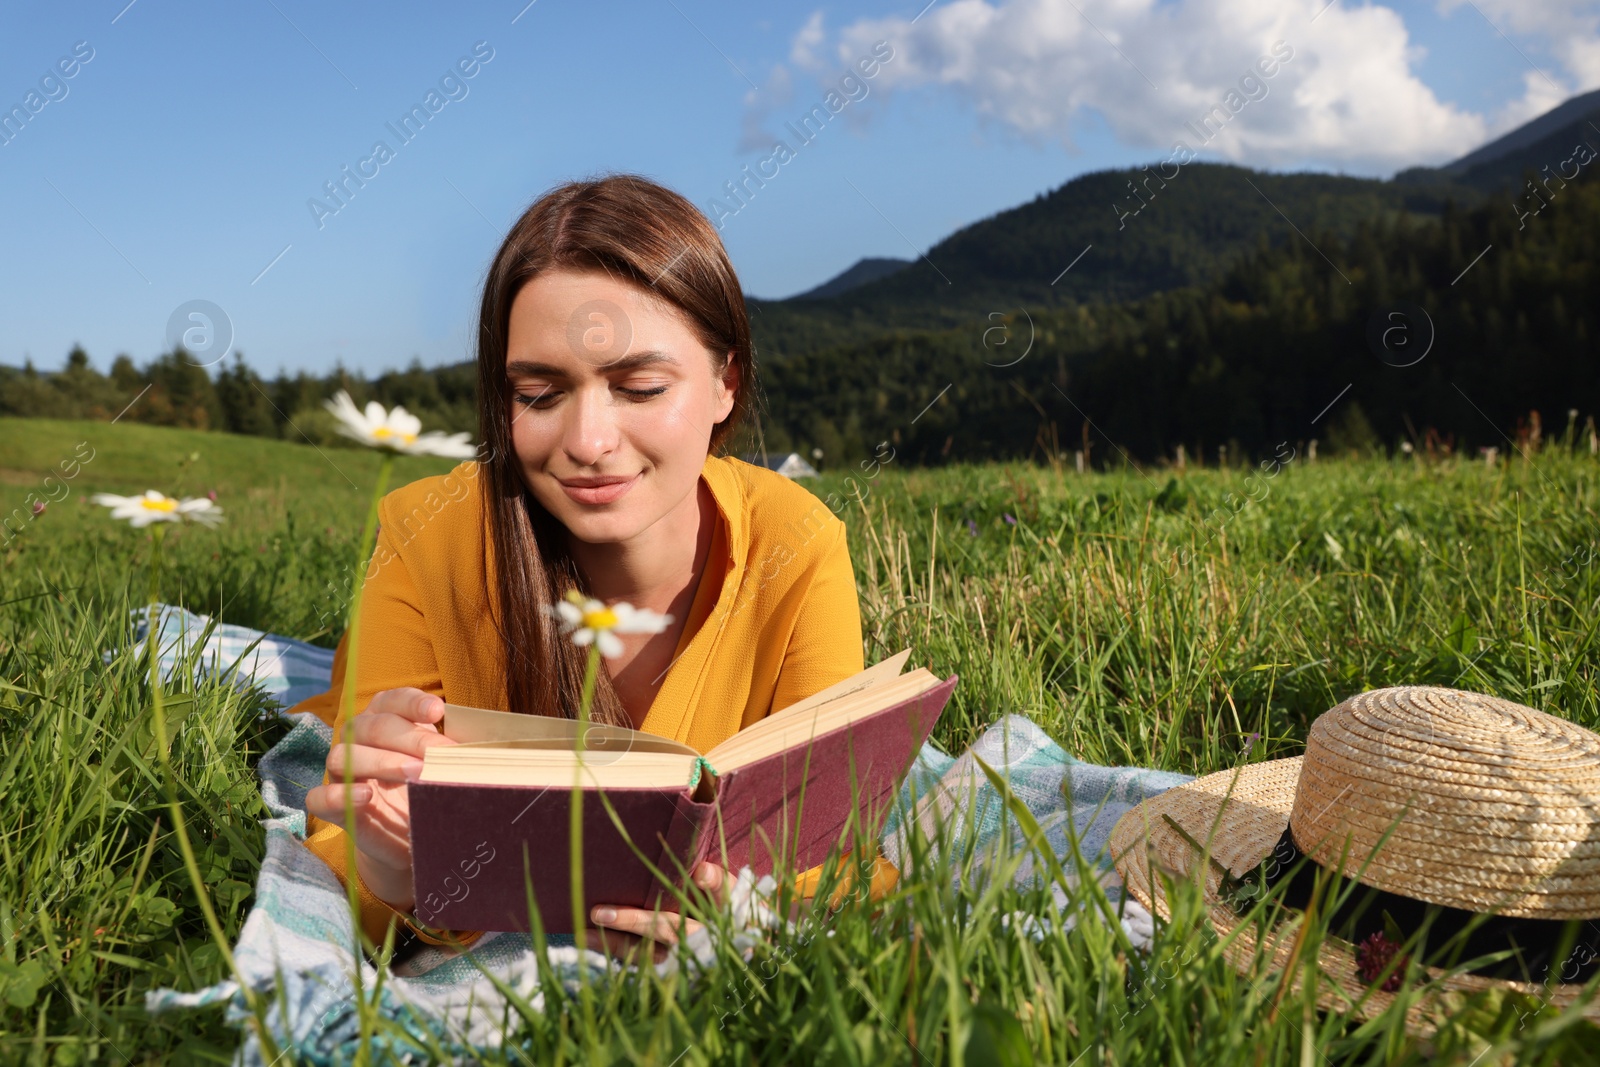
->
[761,649,912,726]
[433,650,917,773]
[420,743,698,788]
[707,666,939,769]
[441,703,698,756]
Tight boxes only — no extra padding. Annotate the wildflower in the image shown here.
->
[31,500,46,517]
[1003,513,1017,525]
[548,588,672,659]
[966,518,978,537]
[1354,930,1408,992]
[322,393,473,728]
[323,390,477,458]
[548,592,673,943]
[206,489,218,502]
[91,490,223,528]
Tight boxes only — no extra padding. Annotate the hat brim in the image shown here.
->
[1108,757,1600,1031]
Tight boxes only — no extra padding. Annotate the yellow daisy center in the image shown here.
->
[371,427,417,444]
[140,498,178,512]
[582,608,619,631]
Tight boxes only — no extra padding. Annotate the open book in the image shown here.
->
[407,651,957,933]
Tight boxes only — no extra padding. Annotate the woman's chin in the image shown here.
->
[555,509,648,545]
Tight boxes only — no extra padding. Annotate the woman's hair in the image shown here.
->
[475,173,757,724]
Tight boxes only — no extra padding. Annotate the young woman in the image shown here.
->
[296,174,881,962]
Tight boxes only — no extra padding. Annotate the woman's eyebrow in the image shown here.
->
[506,359,565,378]
[609,350,680,370]
[506,351,680,378]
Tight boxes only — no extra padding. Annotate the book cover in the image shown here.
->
[407,672,956,933]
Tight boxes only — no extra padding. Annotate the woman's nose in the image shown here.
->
[561,386,619,467]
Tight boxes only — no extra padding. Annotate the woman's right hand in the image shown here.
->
[303,688,456,911]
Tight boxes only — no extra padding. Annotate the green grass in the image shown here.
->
[1,418,460,646]
[3,416,1599,1064]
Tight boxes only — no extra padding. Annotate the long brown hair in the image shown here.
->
[475,173,758,723]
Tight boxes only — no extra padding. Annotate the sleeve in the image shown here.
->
[300,516,484,949]
[765,521,899,906]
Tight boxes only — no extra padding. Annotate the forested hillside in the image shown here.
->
[755,180,1599,465]
[747,163,1470,358]
[0,352,477,444]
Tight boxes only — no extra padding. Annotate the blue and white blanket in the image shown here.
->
[135,604,1193,1064]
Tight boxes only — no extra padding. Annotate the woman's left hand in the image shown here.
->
[584,861,730,964]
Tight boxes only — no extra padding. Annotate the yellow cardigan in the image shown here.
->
[293,453,886,946]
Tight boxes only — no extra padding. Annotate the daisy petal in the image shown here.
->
[614,606,673,634]
[390,409,423,438]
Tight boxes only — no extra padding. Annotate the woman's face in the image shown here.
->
[504,268,738,546]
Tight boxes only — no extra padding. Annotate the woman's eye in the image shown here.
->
[619,384,669,401]
[514,389,559,408]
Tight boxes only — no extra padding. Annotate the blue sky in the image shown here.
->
[1,0,1593,378]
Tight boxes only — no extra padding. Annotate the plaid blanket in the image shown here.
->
[137,604,1193,1064]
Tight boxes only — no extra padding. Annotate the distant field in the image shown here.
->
[4,416,1599,1063]
[0,416,460,534]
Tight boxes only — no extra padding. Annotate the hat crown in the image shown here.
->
[1290,687,1600,919]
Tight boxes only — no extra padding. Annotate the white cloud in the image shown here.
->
[1435,0,1598,138]
[1438,0,1600,91]
[767,0,1598,174]
[739,63,797,153]
[789,10,828,69]
[1487,70,1575,140]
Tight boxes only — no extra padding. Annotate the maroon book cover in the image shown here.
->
[407,674,956,934]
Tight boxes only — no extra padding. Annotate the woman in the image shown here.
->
[296,174,881,962]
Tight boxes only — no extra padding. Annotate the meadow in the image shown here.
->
[2,415,1599,1064]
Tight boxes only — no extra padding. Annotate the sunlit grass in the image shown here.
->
[3,416,1598,1063]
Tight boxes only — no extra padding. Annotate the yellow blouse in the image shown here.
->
[294,453,880,946]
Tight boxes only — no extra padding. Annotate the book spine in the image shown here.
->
[691,767,736,872]
[647,789,719,909]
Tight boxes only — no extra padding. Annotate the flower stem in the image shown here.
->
[336,451,393,1037]
[142,526,258,1016]
[571,643,600,1009]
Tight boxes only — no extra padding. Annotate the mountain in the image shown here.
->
[1447,88,1600,175]
[742,89,1600,463]
[784,257,912,301]
[1395,89,1600,195]
[756,171,1600,467]
[748,164,1471,359]
[753,89,1600,363]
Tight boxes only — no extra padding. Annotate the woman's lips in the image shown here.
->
[557,473,639,506]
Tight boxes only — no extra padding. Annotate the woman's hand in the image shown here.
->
[303,688,456,911]
[584,861,730,964]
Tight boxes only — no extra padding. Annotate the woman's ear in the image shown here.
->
[714,351,739,422]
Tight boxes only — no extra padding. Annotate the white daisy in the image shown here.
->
[323,390,477,458]
[547,589,672,659]
[92,490,224,529]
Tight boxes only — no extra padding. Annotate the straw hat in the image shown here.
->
[1110,686,1600,1028]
